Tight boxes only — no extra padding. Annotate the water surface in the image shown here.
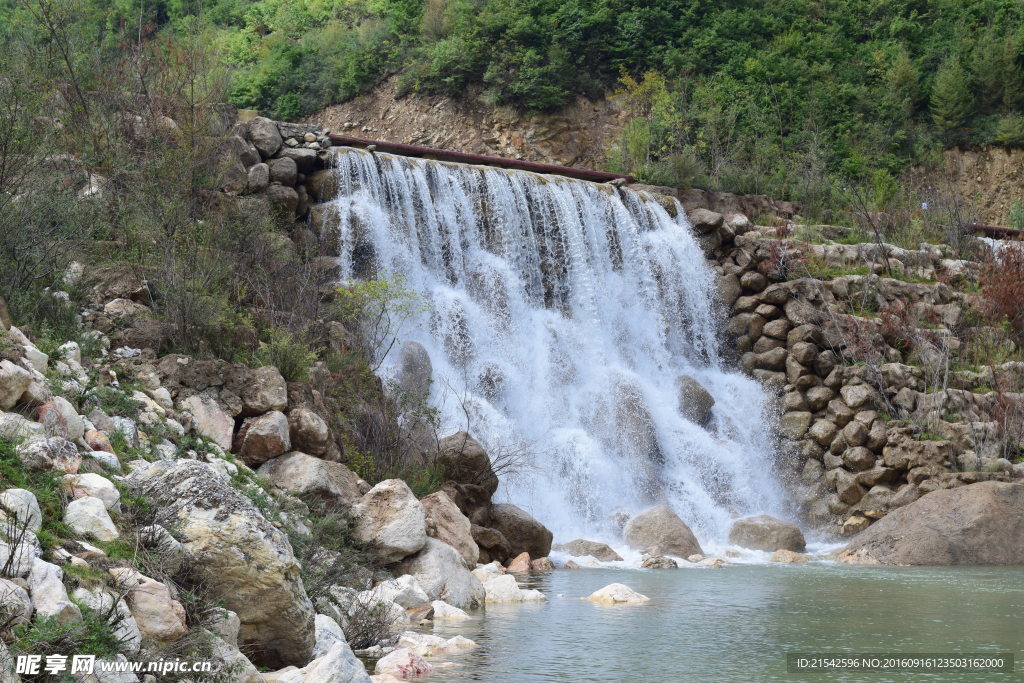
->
[417,565,1023,681]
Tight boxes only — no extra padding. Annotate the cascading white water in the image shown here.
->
[324,147,787,546]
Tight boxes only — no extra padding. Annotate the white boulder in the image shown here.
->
[430,600,470,621]
[0,488,42,531]
[28,559,81,624]
[0,360,31,409]
[482,575,546,603]
[374,648,432,678]
[586,583,650,605]
[62,473,121,511]
[352,480,427,564]
[394,539,484,610]
[64,496,119,541]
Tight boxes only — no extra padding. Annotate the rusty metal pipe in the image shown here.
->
[966,223,1024,240]
[327,133,632,184]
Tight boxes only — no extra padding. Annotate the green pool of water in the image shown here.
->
[414,564,1023,681]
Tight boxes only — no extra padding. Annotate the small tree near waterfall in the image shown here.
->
[335,275,428,370]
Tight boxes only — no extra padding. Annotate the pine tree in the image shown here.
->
[931,58,973,137]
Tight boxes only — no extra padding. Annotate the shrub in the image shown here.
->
[253,328,318,382]
[979,242,1024,341]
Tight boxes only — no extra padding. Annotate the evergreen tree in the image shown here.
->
[931,59,973,138]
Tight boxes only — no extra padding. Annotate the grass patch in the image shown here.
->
[0,437,72,552]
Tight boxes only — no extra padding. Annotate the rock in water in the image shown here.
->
[506,552,531,573]
[640,555,678,569]
[728,515,806,552]
[624,505,703,557]
[586,583,650,605]
[489,504,553,559]
[125,460,315,667]
[839,482,1024,566]
[676,375,716,426]
[553,539,623,562]
[770,549,809,564]
[375,648,433,678]
[431,600,471,621]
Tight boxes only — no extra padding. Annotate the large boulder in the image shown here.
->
[180,394,234,450]
[120,575,188,642]
[37,396,85,442]
[471,523,511,564]
[125,460,315,667]
[352,480,427,564]
[624,505,703,558]
[27,560,81,625]
[287,408,331,456]
[257,452,362,507]
[62,473,120,512]
[17,436,81,473]
[839,482,1024,566]
[553,539,623,562]
[233,411,291,466]
[420,491,478,566]
[0,360,30,410]
[676,375,715,427]
[394,539,485,610]
[436,432,498,496]
[246,117,283,159]
[0,488,42,532]
[728,515,806,552]
[488,504,553,559]
[239,366,288,417]
[64,496,119,541]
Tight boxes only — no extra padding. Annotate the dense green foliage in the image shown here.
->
[4,0,1021,201]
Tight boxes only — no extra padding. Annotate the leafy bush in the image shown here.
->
[253,328,318,382]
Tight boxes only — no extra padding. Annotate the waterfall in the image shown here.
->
[323,147,787,546]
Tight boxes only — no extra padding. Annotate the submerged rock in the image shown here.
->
[586,583,650,605]
[482,574,545,603]
[770,549,809,564]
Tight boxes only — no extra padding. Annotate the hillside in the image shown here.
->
[4,0,1024,211]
